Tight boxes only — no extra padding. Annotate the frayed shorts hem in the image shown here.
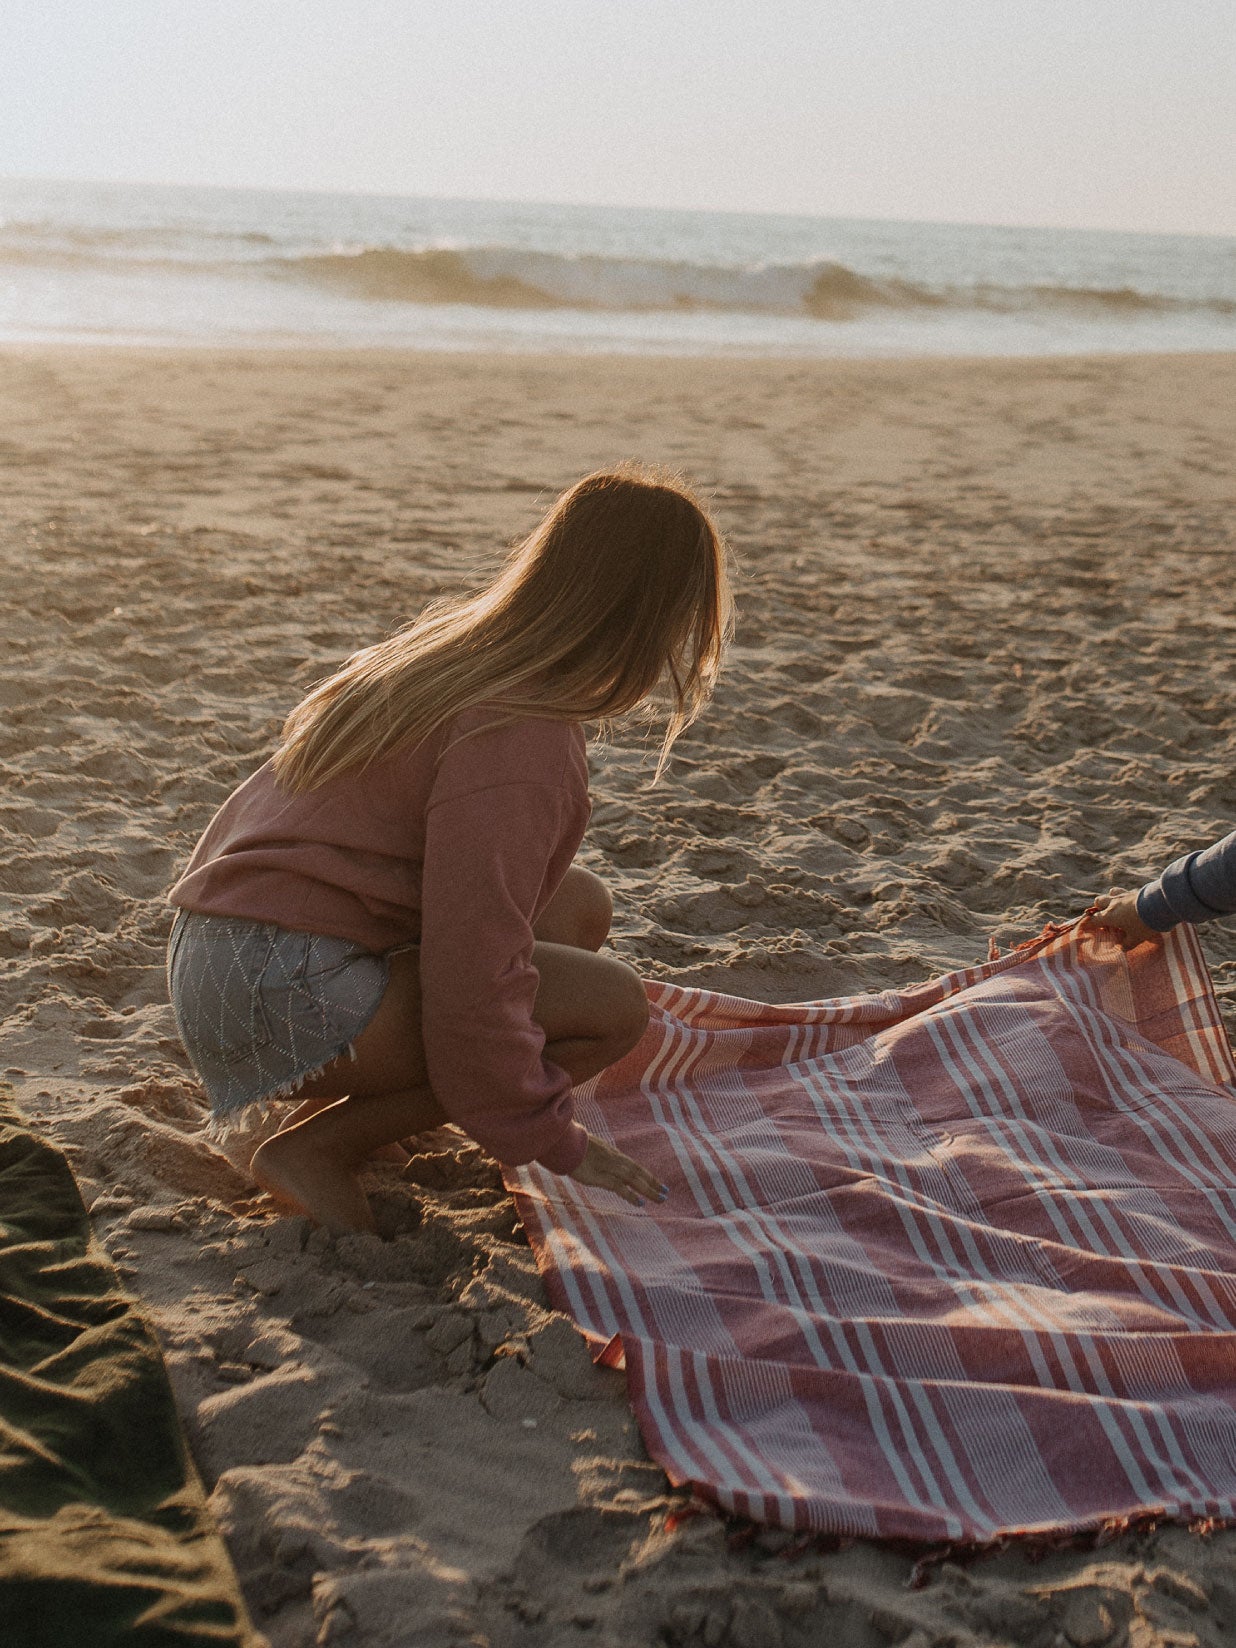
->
[201,1040,362,1140]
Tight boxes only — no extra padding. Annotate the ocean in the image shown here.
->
[2,176,1234,358]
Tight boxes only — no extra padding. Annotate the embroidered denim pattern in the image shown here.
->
[166,910,390,1125]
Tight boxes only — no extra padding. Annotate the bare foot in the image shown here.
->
[251,1129,375,1233]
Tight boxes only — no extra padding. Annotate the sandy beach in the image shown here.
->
[3,344,1235,1647]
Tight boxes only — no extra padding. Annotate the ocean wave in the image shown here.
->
[271,245,1236,322]
[3,224,1234,322]
[274,245,951,316]
[280,248,560,309]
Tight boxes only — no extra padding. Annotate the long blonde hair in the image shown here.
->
[272,465,732,792]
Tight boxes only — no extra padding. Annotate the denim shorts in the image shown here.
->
[166,910,392,1130]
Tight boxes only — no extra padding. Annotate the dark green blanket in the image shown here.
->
[0,1086,262,1648]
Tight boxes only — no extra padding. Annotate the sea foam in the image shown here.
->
[2,178,1233,354]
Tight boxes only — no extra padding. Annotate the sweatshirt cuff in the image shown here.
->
[535,1120,590,1176]
[1136,880,1180,932]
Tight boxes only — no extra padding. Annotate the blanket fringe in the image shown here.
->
[695,1505,1235,1587]
[989,916,1084,964]
[903,1510,1234,1589]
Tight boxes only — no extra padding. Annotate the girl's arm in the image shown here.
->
[418,715,663,1205]
[419,767,591,1174]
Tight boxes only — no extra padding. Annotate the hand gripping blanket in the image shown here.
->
[506,922,1236,1544]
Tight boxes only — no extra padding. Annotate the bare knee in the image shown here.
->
[605,960,650,1061]
[577,873,614,952]
[536,865,613,951]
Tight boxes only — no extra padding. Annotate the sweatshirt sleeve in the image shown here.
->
[417,733,589,1175]
[1136,827,1236,932]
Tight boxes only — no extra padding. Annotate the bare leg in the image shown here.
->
[251,948,439,1230]
[278,1095,410,1165]
[213,1095,409,1185]
[531,864,613,951]
[255,1086,443,1231]
[251,915,647,1232]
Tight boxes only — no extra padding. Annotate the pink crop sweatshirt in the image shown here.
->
[169,709,591,1174]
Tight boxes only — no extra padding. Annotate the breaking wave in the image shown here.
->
[3,219,1234,323]
[281,248,561,309]
[273,245,1236,321]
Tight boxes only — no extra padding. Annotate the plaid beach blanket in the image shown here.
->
[507,922,1236,1543]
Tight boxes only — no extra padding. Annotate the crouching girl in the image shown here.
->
[167,467,730,1231]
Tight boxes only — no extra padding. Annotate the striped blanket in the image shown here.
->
[506,922,1236,1543]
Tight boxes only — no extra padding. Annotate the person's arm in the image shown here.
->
[1136,828,1236,931]
[1087,827,1236,949]
[418,769,590,1173]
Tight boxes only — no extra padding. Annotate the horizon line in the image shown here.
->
[3,171,1233,245]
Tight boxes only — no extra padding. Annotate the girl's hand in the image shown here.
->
[1085,889,1158,950]
[566,1133,669,1208]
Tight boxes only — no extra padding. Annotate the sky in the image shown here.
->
[2,0,1234,235]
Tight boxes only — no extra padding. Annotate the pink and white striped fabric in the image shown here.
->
[506,922,1236,1542]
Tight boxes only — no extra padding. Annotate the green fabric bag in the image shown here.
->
[0,1086,263,1647]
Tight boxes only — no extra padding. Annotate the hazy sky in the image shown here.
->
[3,1,1234,234]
